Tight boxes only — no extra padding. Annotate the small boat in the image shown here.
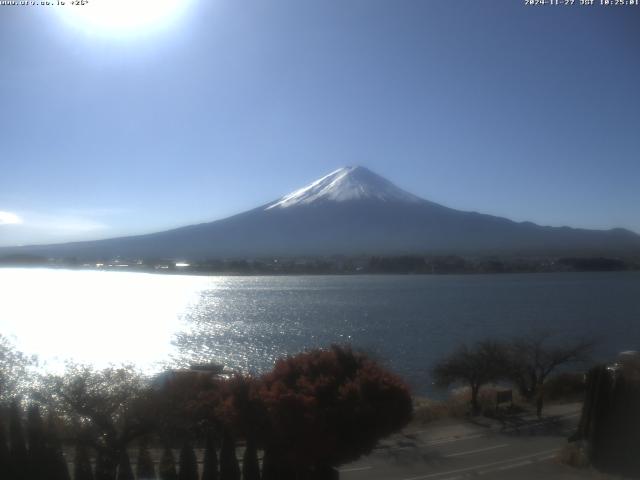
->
[189,363,225,374]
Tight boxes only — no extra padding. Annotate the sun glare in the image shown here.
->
[56,0,192,36]
[0,268,211,371]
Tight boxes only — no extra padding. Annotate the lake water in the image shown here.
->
[1,268,639,394]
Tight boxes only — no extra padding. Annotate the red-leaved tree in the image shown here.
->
[167,346,412,479]
[258,345,412,476]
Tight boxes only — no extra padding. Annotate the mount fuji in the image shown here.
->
[3,166,640,260]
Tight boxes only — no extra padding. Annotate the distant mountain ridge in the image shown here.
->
[2,166,639,260]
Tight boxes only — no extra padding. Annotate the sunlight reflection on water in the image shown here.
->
[1,268,639,394]
[0,268,211,371]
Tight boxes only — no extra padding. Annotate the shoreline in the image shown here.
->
[1,263,638,277]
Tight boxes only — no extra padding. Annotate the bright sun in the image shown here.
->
[56,0,192,36]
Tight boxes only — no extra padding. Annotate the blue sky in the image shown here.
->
[1,0,639,246]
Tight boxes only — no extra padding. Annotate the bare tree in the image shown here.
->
[36,364,153,480]
[432,340,509,415]
[0,335,36,402]
[506,332,594,417]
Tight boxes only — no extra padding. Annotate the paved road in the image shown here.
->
[338,405,603,480]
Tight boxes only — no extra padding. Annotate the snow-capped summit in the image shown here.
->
[265,166,422,210]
